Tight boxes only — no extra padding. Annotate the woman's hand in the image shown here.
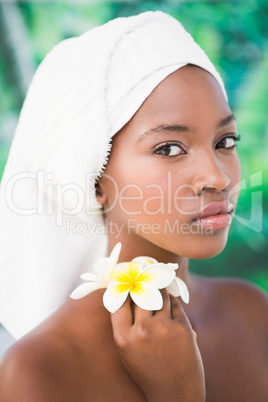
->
[111,290,205,402]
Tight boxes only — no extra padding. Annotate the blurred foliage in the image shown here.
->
[0,0,267,291]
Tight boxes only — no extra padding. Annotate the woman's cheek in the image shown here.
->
[115,179,195,226]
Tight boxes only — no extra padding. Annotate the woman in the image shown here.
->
[0,11,267,401]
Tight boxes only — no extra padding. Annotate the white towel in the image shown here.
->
[0,11,227,339]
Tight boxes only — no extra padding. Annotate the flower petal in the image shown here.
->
[103,284,129,313]
[167,277,189,304]
[95,243,122,286]
[165,263,179,271]
[96,259,111,286]
[80,272,97,281]
[130,282,163,311]
[176,277,190,304]
[138,263,175,289]
[166,278,180,297]
[95,257,109,273]
[132,256,158,265]
[70,282,98,299]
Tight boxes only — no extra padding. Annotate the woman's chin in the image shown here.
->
[165,230,229,260]
[184,240,228,260]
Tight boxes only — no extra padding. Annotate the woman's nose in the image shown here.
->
[192,154,231,195]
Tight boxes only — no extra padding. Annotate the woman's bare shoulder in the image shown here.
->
[0,333,68,401]
[199,275,268,331]
[0,289,145,401]
[0,289,114,401]
[213,276,267,307]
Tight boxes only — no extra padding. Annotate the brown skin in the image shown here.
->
[0,66,268,401]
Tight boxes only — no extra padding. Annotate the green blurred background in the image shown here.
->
[0,0,267,291]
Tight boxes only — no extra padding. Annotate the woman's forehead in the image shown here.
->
[120,66,231,134]
[145,66,226,107]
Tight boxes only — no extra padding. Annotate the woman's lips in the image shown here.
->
[192,201,234,230]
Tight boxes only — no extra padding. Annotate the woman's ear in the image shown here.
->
[95,180,107,205]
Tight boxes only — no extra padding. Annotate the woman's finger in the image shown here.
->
[133,287,173,323]
[170,296,198,341]
[169,295,189,322]
[133,303,154,324]
[110,296,133,341]
[152,288,171,318]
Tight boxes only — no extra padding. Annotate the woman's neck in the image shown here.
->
[108,234,191,287]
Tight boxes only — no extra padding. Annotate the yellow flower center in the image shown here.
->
[111,262,154,294]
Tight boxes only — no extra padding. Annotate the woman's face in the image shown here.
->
[98,66,241,260]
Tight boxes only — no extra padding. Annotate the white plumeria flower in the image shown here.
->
[103,260,177,313]
[70,242,122,300]
[132,256,189,304]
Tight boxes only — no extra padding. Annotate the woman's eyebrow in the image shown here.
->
[138,124,190,142]
[217,113,236,128]
[138,113,236,142]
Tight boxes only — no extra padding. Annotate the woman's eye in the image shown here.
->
[155,143,185,157]
[216,135,240,150]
